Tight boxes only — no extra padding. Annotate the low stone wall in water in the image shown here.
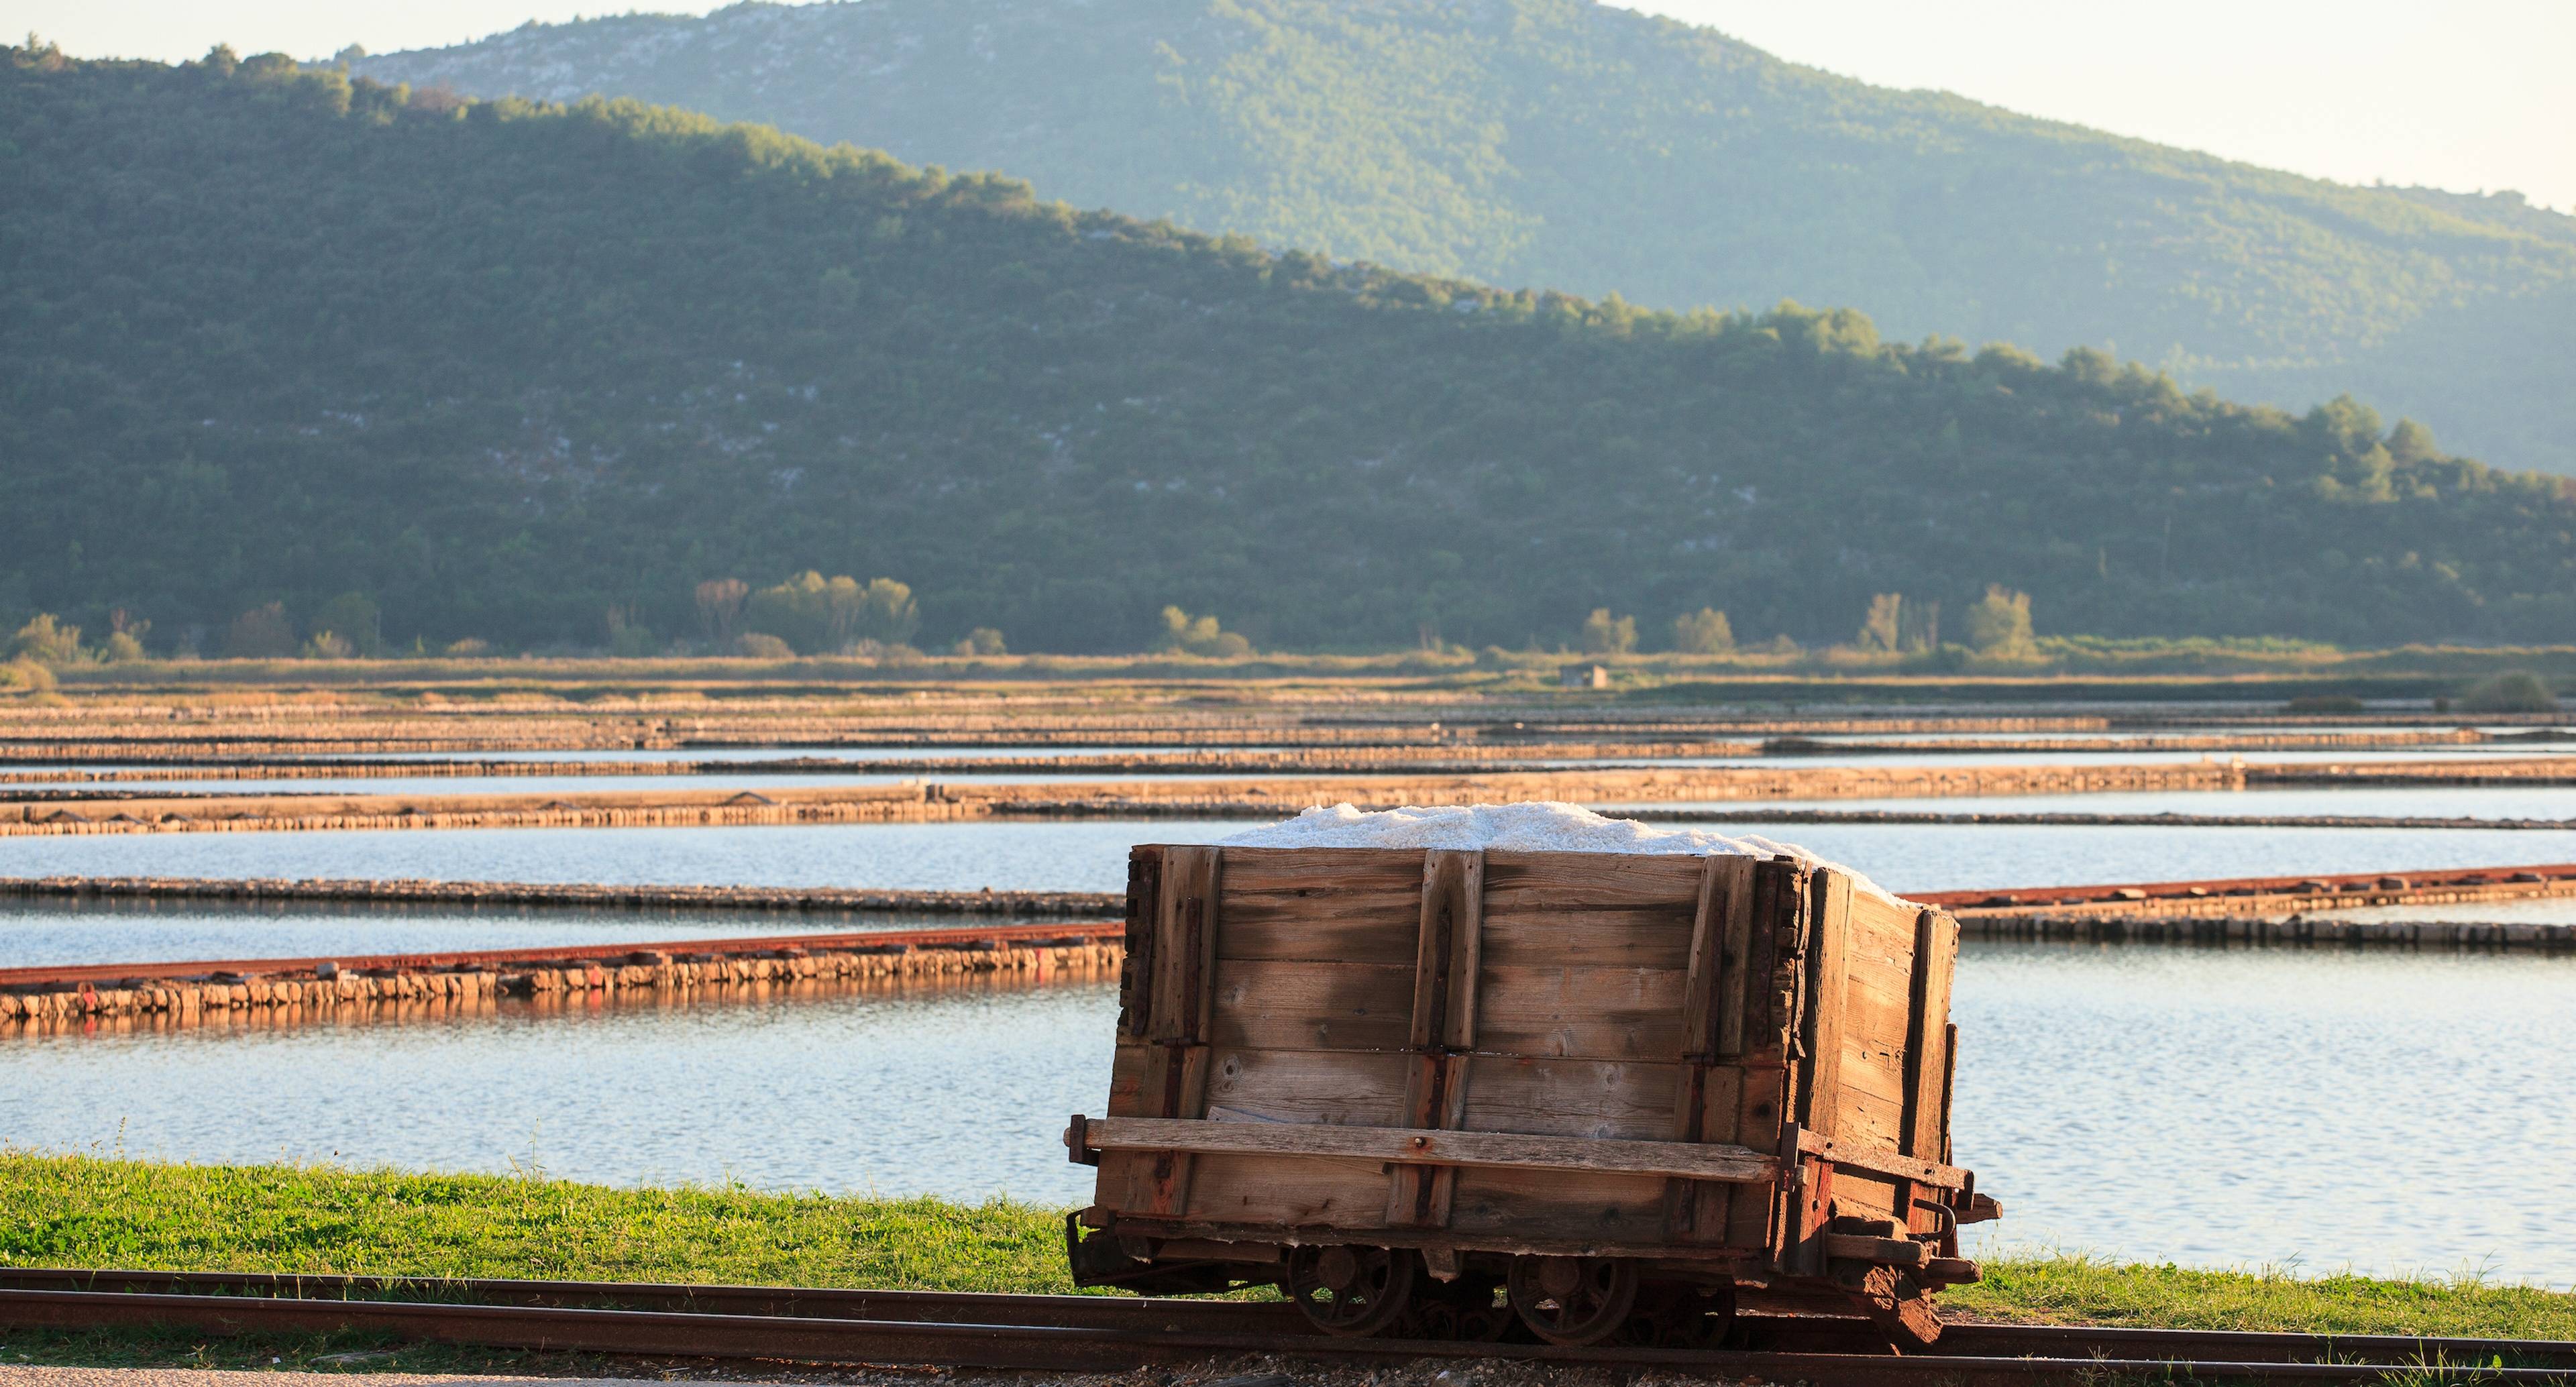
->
[1961,914,2576,948]
[0,940,1124,1032]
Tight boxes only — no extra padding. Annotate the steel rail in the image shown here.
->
[13,1286,2576,1385]
[3,1271,2573,1382]
[0,1268,1295,1331]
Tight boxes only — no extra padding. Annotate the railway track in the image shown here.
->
[1,1269,2569,1384]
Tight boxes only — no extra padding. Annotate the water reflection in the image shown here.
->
[1955,942,2576,1286]
[2,977,1119,1200]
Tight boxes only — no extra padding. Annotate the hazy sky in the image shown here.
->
[15,0,2573,211]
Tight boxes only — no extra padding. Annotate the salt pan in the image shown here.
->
[1220,801,1900,904]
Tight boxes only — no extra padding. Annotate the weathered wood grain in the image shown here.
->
[1182,1152,1391,1229]
[1085,1116,1776,1182]
[1479,909,1695,970]
[1446,1166,1672,1245]
[1208,958,1415,1051]
[1472,964,1686,1060]
[1457,1055,1679,1140]
[1199,1046,1411,1127]
[1392,848,1483,1227]
[1799,869,1855,1139]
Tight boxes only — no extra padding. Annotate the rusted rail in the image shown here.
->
[0,1270,2570,1383]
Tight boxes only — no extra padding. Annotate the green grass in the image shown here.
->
[4,1153,2574,1368]
[1951,1254,2576,1339]
[0,1152,1075,1292]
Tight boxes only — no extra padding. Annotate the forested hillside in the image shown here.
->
[352,0,2576,474]
[5,45,2574,655]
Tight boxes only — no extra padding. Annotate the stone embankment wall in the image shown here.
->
[0,875,1121,916]
[0,939,1124,1030]
[1961,914,2576,949]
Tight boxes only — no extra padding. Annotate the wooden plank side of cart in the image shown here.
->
[1086,844,1971,1274]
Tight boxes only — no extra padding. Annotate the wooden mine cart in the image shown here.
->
[1065,845,1998,1347]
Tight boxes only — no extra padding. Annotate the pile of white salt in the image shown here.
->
[1219,801,1899,903]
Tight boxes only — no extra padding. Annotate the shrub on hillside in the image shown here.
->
[1670,608,1734,655]
[1,658,56,692]
[224,603,297,658]
[2462,671,2556,712]
[1964,586,2037,659]
[7,614,83,665]
[1154,606,1250,657]
[309,592,382,656]
[743,573,919,654]
[1578,608,1637,655]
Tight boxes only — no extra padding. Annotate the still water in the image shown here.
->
[10,820,2576,897]
[0,899,1008,968]
[1664,785,2576,820]
[5,944,2571,1286]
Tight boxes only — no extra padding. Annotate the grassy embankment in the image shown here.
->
[3,1154,2571,1370]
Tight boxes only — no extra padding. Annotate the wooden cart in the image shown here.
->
[1065,844,1998,1347]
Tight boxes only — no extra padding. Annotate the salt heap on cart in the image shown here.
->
[1065,801,1998,1349]
[1220,801,1896,897]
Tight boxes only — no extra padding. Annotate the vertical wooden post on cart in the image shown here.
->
[1388,847,1484,1232]
[1896,907,1959,1236]
[1783,867,1854,1278]
[1104,844,1223,1217]
[1664,853,1757,1242]
[1731,857,1805,1252]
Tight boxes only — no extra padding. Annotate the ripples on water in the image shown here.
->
[1,977,1118,1201]
[1955,943,2576,1286]
[5,945,2571,1285]
[11,819,2576,897]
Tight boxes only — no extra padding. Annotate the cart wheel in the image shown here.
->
[1506,1256,1639,1346]
[1614,1281,1737,1349]
[1407,1274,1512,1342]
[1287,1245,1417,1337]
